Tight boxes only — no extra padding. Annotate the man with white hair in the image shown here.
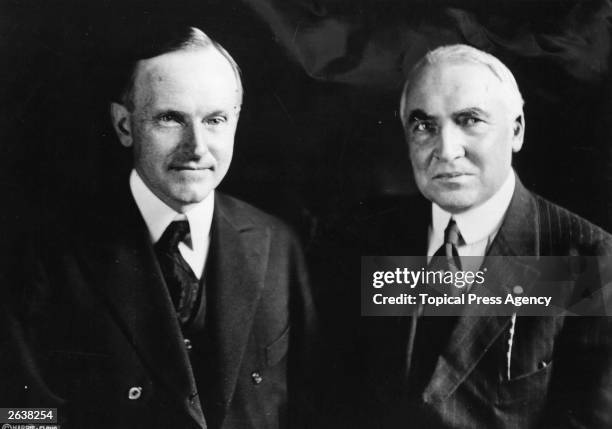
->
[350,44,612,428]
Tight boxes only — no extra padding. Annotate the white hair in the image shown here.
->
[399,44,524,124]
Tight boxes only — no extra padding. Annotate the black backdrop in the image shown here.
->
[2,0,612,248]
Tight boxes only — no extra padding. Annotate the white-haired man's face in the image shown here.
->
[403,61,524,214]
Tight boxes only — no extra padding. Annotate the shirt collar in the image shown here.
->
[431,170,515,245]
[129,169,215,251]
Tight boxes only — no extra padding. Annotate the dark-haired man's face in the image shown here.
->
[111,47,241,212]
[403,62,523,214]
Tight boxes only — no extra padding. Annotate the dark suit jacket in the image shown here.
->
[336,176,612,428]
[0,189,316,429]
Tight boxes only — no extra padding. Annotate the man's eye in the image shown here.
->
[156,113,181,127]
[412,121,436,134]
[459,116,482,127]
[205,116,227,126]
[157,113,183,125]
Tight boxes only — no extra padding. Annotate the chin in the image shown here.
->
[170,186,214,206]
[182,191,213,204]
[429,192,476,214]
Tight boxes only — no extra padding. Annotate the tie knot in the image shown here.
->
[444,218,462,246]
[157,220,191,251]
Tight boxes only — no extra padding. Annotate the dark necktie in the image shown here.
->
[429,217,463,273]
[154,220,201,325]
[405,218,464,390]
[444,218,462,270]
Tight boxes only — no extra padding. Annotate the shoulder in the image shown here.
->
[532,192,612,256]
[215,192,297,239]
[215,193,309,277]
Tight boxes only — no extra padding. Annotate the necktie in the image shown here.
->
[405,218,464,387]
[430,218,463,273]
[443,218,462,271]
[154,220,201,325]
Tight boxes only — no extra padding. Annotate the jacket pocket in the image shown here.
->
[496,360,553,406]
[265,325,290,367]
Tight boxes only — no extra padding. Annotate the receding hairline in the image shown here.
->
[120,28,243,110]
[130,46,242,104]
[399,45,524,123]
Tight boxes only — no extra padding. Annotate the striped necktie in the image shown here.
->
[442,218,462,272]
[429,217,463,274]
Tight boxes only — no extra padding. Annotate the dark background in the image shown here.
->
[2,0,612,247]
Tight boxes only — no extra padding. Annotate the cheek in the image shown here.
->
[210,131,236,162]
[140,143,164,165]
[480,140,512,168]
[134,142,172,175]
[480,128,513,162]
[410,145,431,171]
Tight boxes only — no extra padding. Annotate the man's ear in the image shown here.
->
[110,102,133,148]
[511,114,524,153]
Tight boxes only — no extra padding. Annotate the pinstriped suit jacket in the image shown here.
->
[345,176,612,429]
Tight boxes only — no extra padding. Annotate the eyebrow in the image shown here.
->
[153,109,183,116]
[454,107,490,119]
[204,109,230,117]
[150,108,231,118]
[407,109,435,123]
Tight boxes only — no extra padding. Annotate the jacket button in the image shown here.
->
[184,338,193,350]
[128,386,143,400]
[513,285,523,294]
[251,372,263,385]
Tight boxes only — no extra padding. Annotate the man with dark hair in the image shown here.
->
[1,26,316,429]
[343,44,612,428]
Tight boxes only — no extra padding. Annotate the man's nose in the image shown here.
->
[183,123,209,156]
[434,125,465,161]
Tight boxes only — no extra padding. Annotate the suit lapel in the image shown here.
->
[423,177,543,403]
[205,194,270,422]
[81,186,205,425]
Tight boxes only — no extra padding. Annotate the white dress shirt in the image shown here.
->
[427,171,516,273]
[129,170,214,279]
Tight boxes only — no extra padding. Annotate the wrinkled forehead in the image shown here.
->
[404,61,512,115]
[402,56,524,120]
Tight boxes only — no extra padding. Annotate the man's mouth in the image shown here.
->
[432,172,470,179]
[170,164,214,171]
